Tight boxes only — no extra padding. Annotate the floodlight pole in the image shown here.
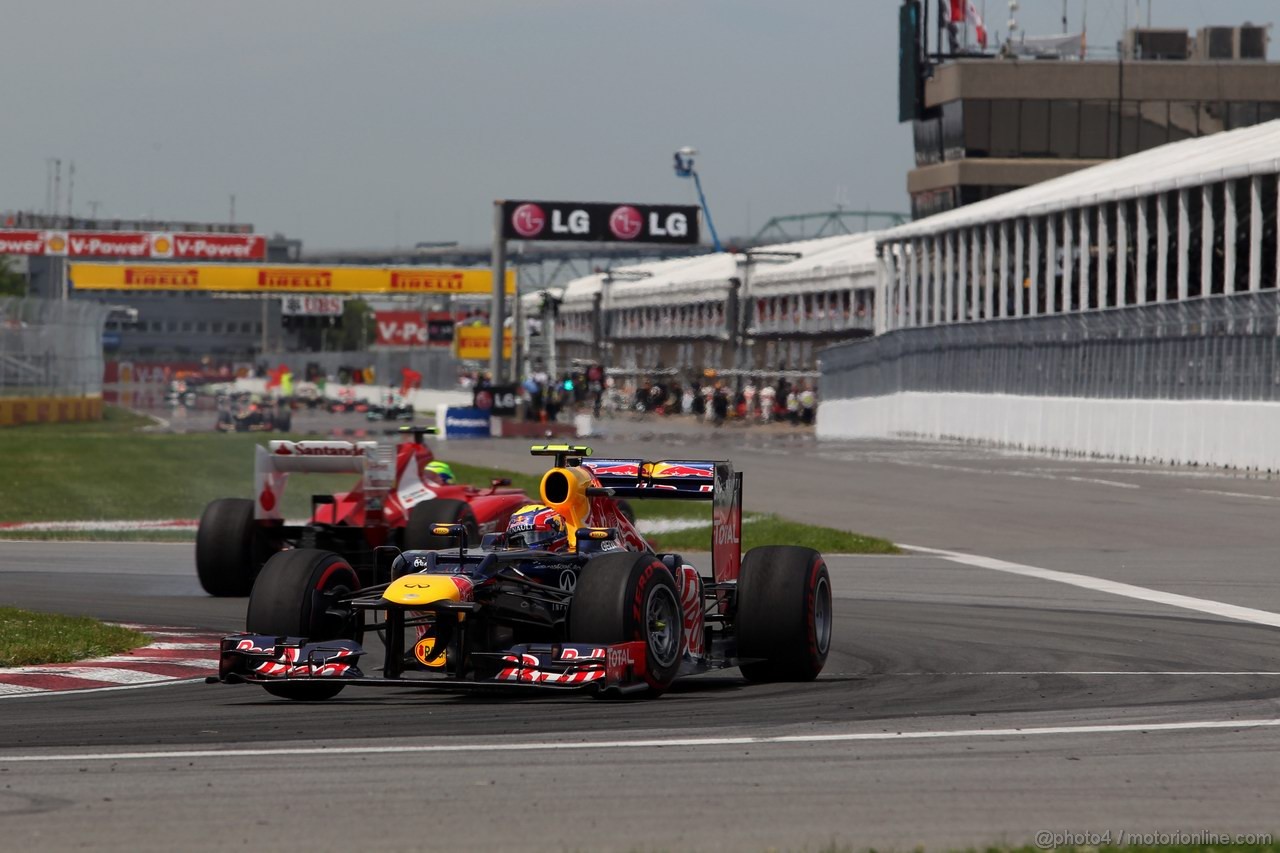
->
[489,200,507,384]
[674,151,723,253]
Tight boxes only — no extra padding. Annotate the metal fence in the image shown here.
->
[0,298,111,398]
[821,290,1280,402]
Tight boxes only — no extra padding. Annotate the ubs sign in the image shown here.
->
[501,200,700,244]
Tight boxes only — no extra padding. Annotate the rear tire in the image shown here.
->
[246,549,361,701]
[402,500,478,551]
[195,498,273,597]
[735,546,831,683]
[569,552,682,697]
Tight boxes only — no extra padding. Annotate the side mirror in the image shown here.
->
[490,478,512,488]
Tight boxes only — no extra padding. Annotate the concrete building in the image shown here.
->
[902,12,1280,220]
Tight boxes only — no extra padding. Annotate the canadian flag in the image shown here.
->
[948,0,988,49]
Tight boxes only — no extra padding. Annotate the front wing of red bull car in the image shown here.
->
[211,444,832,700]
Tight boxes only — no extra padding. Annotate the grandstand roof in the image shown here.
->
[881,118,1280,242]
[749,231,879,298]
[558,233,877,310]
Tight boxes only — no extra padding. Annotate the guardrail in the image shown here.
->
[1,298,111,397]
[821,290,1280,403]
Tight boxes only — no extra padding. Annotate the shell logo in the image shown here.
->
[152,236,171,254]
[46,234,66,253]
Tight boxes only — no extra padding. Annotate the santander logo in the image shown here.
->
[510,203,546,238]
[608,205,643,240]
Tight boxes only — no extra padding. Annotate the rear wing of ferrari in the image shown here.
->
[530,444,743,583]
[253,440,395,521]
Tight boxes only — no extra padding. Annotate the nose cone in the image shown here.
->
[382,574,471,606]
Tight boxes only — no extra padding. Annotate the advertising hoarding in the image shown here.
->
[0,230,266,259]
[454,324,513,360]
[501,201,700,244]
[281,295,344,317]
[70,263,516,295]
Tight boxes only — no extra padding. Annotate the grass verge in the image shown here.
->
[0,407,356,521]
[0,607,149,667]
[649,513,898,554]
[0,407,898,554]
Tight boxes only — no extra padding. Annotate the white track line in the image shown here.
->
[903,544,1280,629]
[146,642,217,651]
[881,671,1280,676]
[0,677,206,701]
[2,718,1279,764]
[860,457,1141,490]
[0,684,45,695]
[12,667,174,685]
[92,656,215,668]
[1189,489,1280,502]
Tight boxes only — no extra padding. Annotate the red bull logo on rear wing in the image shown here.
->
[582,459,716,495]
[580,458,642,480]
[577,454,742,582]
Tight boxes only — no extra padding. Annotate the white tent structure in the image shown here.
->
[550,233,880,375]
[875,118,1280,334]
[748,231,880,337]
[822,120,1280,469]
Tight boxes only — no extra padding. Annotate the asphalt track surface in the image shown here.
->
[3,417,1280,851]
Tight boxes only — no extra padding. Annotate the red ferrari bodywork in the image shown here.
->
[314,440,530,540]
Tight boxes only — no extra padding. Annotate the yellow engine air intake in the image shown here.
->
[383,575,464,607]
[539,465,594,551]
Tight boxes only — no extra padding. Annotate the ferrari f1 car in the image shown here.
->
[195,427,533,597]
[210,444,833,699]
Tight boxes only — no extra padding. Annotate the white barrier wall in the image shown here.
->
[818,392,1280,471]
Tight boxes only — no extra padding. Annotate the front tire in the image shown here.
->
[195,498,273,597]
[569,552,682,696]
[402,499,479,551]
[246,549,361,700]
[735,546,832,683]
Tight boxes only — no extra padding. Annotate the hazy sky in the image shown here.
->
[3,1,1276,250]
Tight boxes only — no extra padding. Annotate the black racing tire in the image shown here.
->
[568,552,682,697]
[246,549,361,701]
[195,498,274,597]
[735,546,832,683]
[402,499,479,551]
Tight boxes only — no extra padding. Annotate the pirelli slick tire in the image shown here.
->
[568,552,682,697]
[195,498,275,597]
[402,500,479,551]
[246,549,361,701]
[735,546,832,683]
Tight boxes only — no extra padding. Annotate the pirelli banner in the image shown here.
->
[454,325,512,361]
[0,396,103,428]
[69,263,516,295]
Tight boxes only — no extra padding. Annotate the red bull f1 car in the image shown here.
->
[210,444,833,699]
[195,427,533,597]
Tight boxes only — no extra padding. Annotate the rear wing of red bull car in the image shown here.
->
[530,445,743,583]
